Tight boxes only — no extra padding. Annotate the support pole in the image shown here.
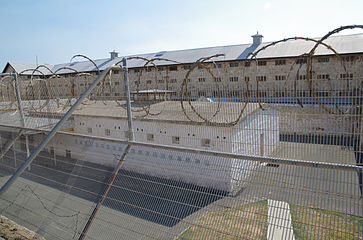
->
[79,62,133,239]
[78,145,130,240]
[53,145,56,167]
[123,58,134,141]
[0,66,122,197]
[13,140,16,167]
[26,135,31,171]
[14,73,26,127]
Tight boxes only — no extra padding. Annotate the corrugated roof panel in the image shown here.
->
[6,62,53,75]
[6,33,363,75]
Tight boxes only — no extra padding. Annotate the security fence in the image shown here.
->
[0,25,362,239]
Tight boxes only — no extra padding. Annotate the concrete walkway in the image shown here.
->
[267,199,295,240]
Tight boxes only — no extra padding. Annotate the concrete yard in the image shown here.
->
[0,141,362,239]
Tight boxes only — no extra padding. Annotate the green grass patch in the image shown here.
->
[178,201,362,240]
[178,200,268,240]
[290,205,362,240]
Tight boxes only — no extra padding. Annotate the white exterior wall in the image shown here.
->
[42,111,279,193]
[230,109,279,193]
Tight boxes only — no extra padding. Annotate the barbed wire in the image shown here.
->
[0,184,80,239]
[0,25,361,125]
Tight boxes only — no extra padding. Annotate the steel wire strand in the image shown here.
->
[247,36,349,114]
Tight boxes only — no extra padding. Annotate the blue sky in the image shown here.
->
[1,0,363,69]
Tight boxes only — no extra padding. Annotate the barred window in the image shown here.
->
[275,59,286,65]
[257,61,267,66]
[256,76,267,81]
[229,77,238,82]
[229,62,239,67]
[275,75,286,81]
[318,57,330,63]
[169,66,177,71]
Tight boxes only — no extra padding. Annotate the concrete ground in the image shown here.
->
[0,142,362,239]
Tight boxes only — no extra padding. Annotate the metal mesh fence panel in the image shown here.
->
[0,25,362,239]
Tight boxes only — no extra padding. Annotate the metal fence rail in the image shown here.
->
[0,25,362,240]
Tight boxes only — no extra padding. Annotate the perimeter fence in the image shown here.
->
[0,25,362,240]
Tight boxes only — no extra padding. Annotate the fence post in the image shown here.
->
[123,58,134,141]
[0,66,122,197]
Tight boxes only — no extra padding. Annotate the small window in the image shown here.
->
[342,56,355,62]
[298,75,306,80]
[145,68,152,72]
[146,80,152,84]
[134,69,140,73]
[198,91,206,96]
[244,61,251,67]
[157,67,164,71]
[318,57,329,63]
[105,129,111,136]
[113,70,119,74]
[256,76,267,81]
[198,78,205,82]
[229,62,238,67]
[214,63,222,68]
[296,58,307,64]
[158,79,164,83]
[317,74,330,80]
[257,60,267,66]
[87,128,92,133]
[172,136,180,144]
[245,76,250,82]
[115,82,120,85]
[229,77,238,82]
[147,134,154,141]
[275,75,286,81]
[183,65,191,70]
[215,77,221,82]
[201,138,211,147]
[170,79,177,83]
[275,59,286,65]
[169,66,177,71]
[340,73,353,79]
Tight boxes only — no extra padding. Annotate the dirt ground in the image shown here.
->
[0,216,45,240]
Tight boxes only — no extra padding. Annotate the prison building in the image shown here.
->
[1,32,363,100]
[25,100,279,193]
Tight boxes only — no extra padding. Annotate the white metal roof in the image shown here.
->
[4,33,363,75]
[3,62,53,75]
